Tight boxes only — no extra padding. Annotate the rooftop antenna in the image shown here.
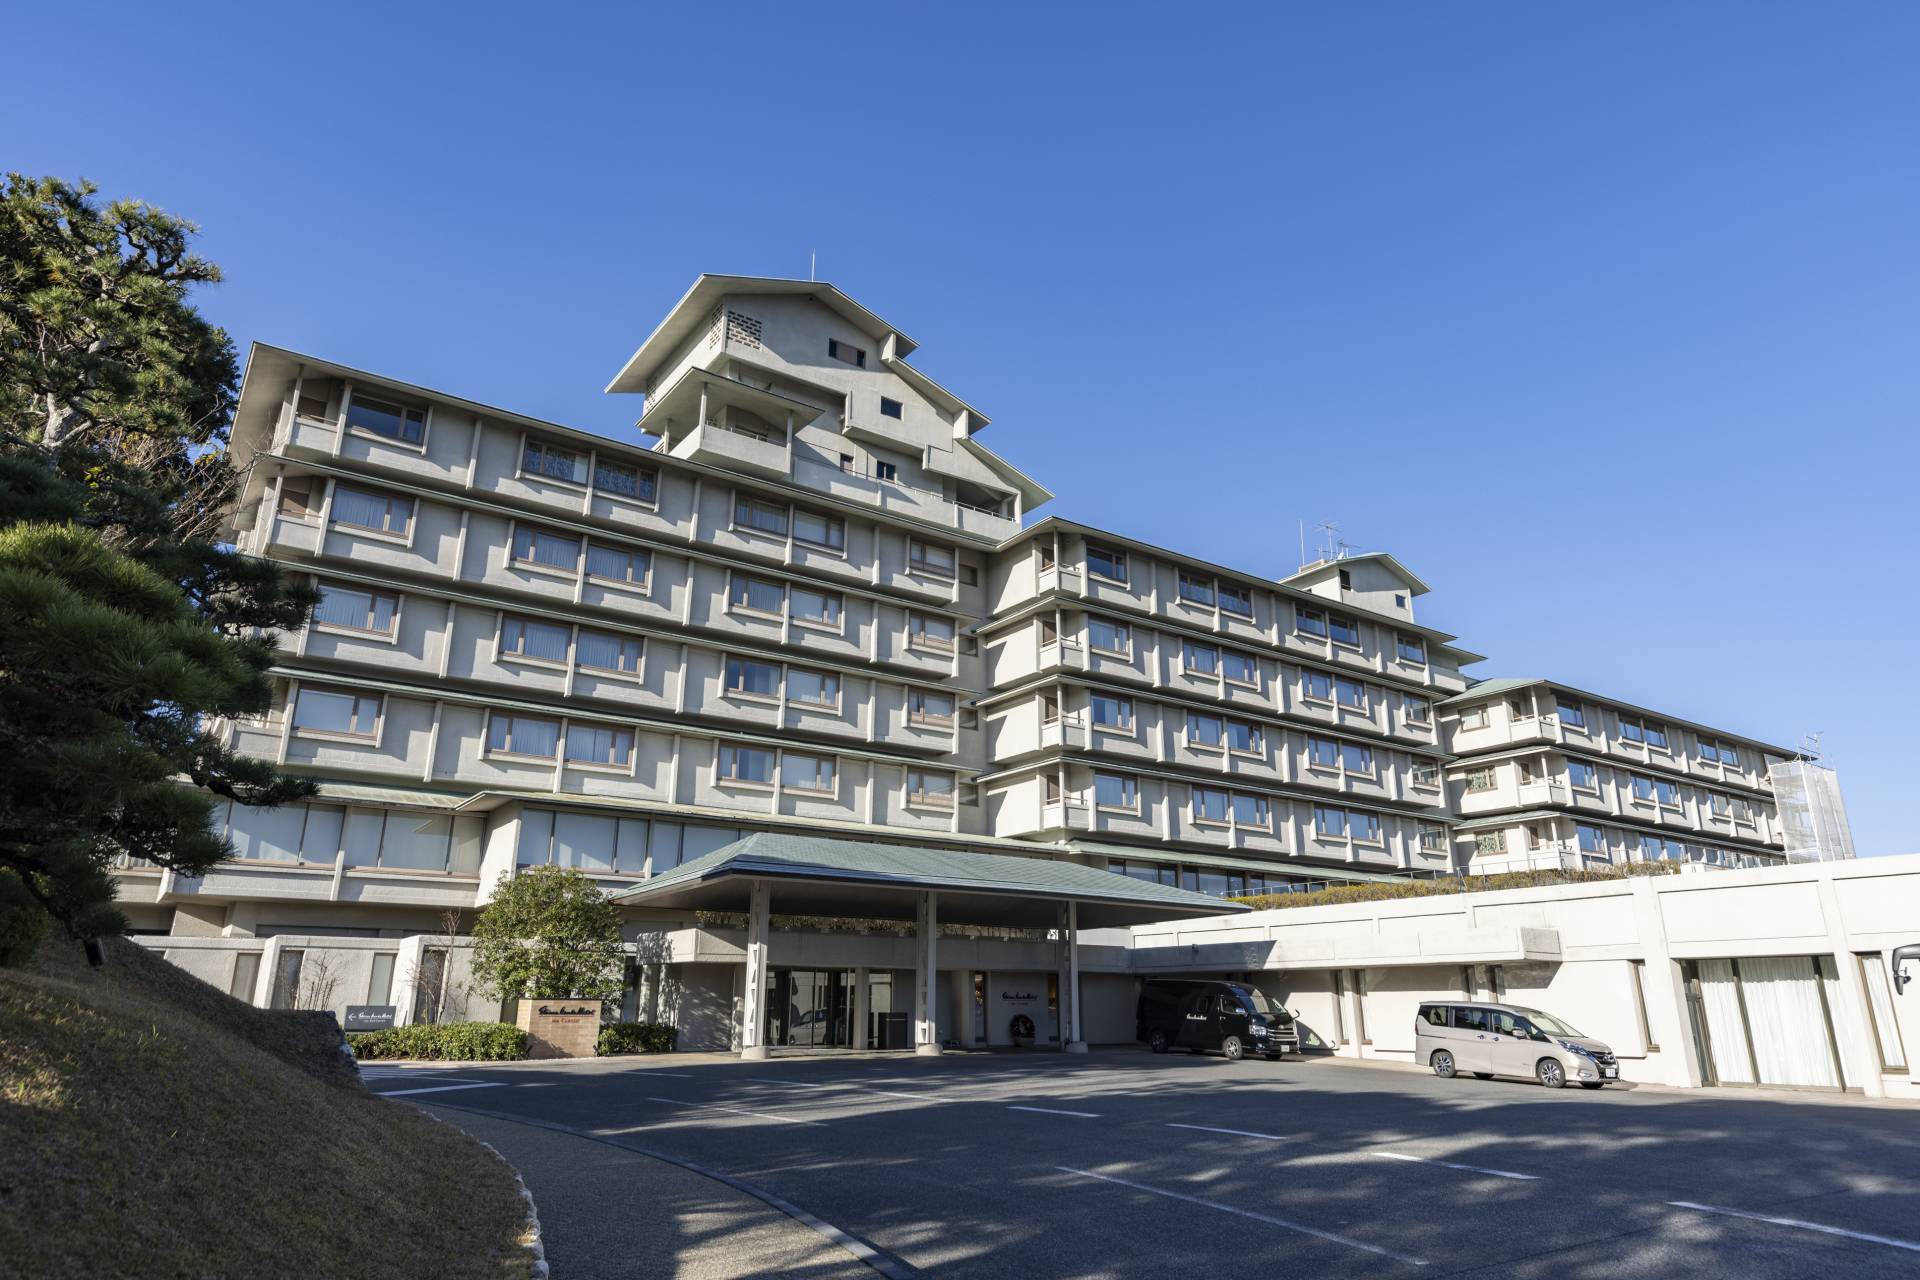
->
[1797,732,1825,763]
[809,251,816,282]
[1298,520,1307,573]
[1312,520,1341,564]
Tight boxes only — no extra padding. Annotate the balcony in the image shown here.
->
[1517,780,1569,806]
[666,422,791,479]
[1039,714,1089,752]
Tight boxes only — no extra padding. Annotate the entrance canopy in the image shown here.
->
[609,832,1248,929]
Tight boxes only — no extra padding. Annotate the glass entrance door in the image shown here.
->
[769,968,853,1048]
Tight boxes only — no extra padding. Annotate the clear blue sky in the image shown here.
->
[10,3,1915,854]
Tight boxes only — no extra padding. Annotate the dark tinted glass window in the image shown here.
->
[1420,1005,1450,1028]
[1453,1006,1488,1032]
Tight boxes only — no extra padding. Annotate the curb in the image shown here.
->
[415,1109,550,1278]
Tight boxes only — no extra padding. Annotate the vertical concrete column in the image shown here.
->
[1629,876,1701,1087]
[914,891,941,1055]
[1815,873,1887,1099]
[851,966,870,1051]
[1064,900,1087,1052]
[740,879,771,1061]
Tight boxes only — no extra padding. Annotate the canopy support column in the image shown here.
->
[740,878,771,1060]
[1063,899,1087,1053]
[914,890,941,1055]
[851,966,870,1051]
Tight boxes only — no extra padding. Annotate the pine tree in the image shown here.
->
[0,175,314,946]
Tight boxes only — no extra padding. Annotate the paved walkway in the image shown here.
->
[424,1104,871,1280]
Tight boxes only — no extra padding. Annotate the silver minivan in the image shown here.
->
[1415,1001,1618,1089]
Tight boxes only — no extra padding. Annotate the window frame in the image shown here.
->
[733,494,789,539]
[722,655,782,704]
[1086,544,1129,585]
[780,750,839,796]
[311,582,402,639]
[290,687,385,743]
[497,614,574,669]
[330,484,417,542]
[343,392,428,449]
[563,720,636,771]
[717,743,777,789]
[1087,617,1132,657]
[573,627,644,679]
[828,338,867,368]
[908,539,958,580]
[726,571,787,620]
[520,435,591,488]
[908,688,958,727]
[591,457,659,506]
[583,541,651,591]
[509,523,583,577]
[787,584,846,635]
[484,709,563,761]
[1093,771,1140,814]
[907,611,958,654]
[904,767,957,810]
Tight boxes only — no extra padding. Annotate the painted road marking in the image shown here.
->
[647,1096,822,1126]
[1168,1122,1302,1142]
[1011,1105,1100,1118]
[744,1078,833,1089]
[1057,1167,1427,1267]
[375,1082,506,1097]
[1370,1151,1540,1181]
[1666,1201,1920,1254]
[861,1089,937,1102]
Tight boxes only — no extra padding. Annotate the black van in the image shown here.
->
[1137,979,1298,1061]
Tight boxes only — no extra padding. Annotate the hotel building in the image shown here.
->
[122,276,1820,1055]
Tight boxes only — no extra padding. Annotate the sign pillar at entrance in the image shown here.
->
[1064,899,1087,1052]
[914,891,940,1055]
[741,879,771,1060]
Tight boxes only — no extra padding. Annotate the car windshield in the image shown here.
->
[1235,987,1280,1017]
[1521,1010,1585,1037]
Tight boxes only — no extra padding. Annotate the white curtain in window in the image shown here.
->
[1697,959,1755,1084]
[1738,956,1840,1088]
[450,815,486,874]
[516,809,554,867]
[1817,956,1863,1088]
[229,803,306,862]
[382,815,452,871]
[553,813,617,873]
[1858,954,1908,1071]
[299,805,344,863]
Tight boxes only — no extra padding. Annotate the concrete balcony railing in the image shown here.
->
[667,423,792,480]
[1039,715,1089,752]
[1517,780,1569,806]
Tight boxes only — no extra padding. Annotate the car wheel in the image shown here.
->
[1580,1081,1605,1090]
[1472,1072,1493,1080]
[1536,1058,1566,1089]
[1221,1035,1243,1062]
[1431,1049,1456,1078]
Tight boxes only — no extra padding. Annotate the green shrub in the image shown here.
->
[597,1022,675,1056]
[0,870,50,967]
[347,1021,528,1061]
[1232,862,1683,912]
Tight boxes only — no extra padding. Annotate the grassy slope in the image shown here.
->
[0,936,533,1280]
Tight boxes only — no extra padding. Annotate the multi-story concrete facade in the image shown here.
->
[1442,678,1791,875]
[120,274,1815,1049]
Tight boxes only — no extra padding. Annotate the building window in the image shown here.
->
[1656,778,1681,807]
[1576,823,1606,854]
[786,668,840,708]
[523,438,589,484]
[1227,720,1263,754]
[1328,614,1361,646]
[1222,650,1257,687]
[909,689,957,726]
[909,540,957,578]
[1697,739,1740,767]
[1403,694,1431,726]
[581,543,646,588]
[734,496,788,537]
[1464,767,1496,792]
[1459,705,1489,730]
[1086,544,1128,583]
[1088,618,1130,655]
[345,393,426,444]
[728,574,785,617]
[1218,584,1253,617]
[723,657,781,700]
[1314,806,1347,838]
[1475,832,1504,855]
[575,628,642,675]
[879,396,903,419]
[1631,774,1656,802]
[592,459,657,503]
[512,525,582,572]
[1621,716,1669,751]
[1177,573,1215,608]
[565,722,634,768]
[1090,694,1133,730]
[719,745,776,786]
[792,509,845,552]
[500,615,571,664]
[313,584,399,636]
[1412,760,1440,787]
[789,586,843,630]
[872,460,898,483]
[1308,737,1339,769]
[292,688,381,739]
[1187,714,1225,750]
[909,613,956,652]
[906,768,956,809]
[1351,811,1381,842]
[277,478,316,518]
[1567,760,1598,789]
[1303,670,1333,702]
[1183,642,1220,676]
[1556,698,1586,730]
[1295,605,1328,638]
[486,712,560,759]
[332,486,415,537]
[1232,793,1270,828]
[828,338,866,367]
[1420,825,1446,852]
[1341,743,1374,777]
[1192,787,1230,824]
[781,752,838,794]
[1333,676,1367,710]
[1094,772,1138,812]
[1396,634,1427,664]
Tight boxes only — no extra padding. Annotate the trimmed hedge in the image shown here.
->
[597,1023,675,1056]
[1233,862,1684,912]
[347,1021,528,1061]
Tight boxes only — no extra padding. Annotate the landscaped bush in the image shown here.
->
[347,1021,528,1061]
[597,1022,675,1056]
[1232,862,1684,912]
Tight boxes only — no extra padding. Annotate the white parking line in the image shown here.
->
[1666,1201,1920,1254]
[1010,1105,1100,1118]
[1168,1122,1301,1142]
[647,1096,822,1126]
[744,1078,833,1089]
[1370,1151,1539,1181]
[375,1082,505,1097]
[862,1089,937,1102]
[1057,1167,1427,1266]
